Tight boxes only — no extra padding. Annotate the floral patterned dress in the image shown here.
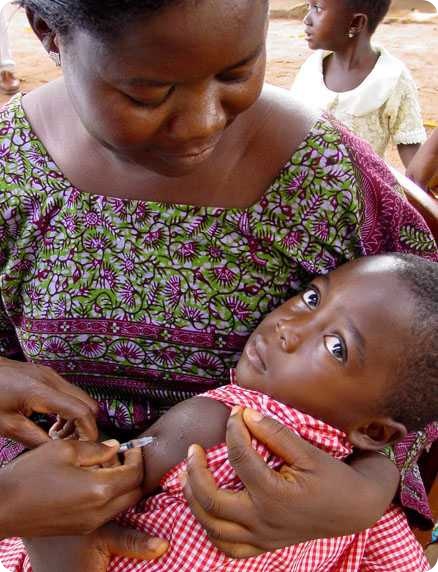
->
[0,94,436,518]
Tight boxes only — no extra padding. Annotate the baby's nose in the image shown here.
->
[276,318,301,352]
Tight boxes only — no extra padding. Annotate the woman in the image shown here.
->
[0,0,436,566]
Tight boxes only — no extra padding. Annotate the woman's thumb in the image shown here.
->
[242,408,316,468]
[99,523,168,560]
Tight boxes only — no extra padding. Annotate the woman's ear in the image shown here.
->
[348,418,408,451]
[25,8,59,56]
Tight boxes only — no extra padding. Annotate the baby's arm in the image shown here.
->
[139,396,230,494]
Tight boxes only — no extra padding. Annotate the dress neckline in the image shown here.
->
[7,93,328,213]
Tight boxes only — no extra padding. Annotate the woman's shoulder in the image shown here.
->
[247,85,368,174]
[0,93,47,179]
[244,84,322,170]
[0,94,30,148]
[0,95,32,202]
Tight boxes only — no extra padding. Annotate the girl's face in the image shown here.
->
[236,258,414,433]
[58,0,268,177]
[303,0,353,51]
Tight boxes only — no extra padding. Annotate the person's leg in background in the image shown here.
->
[0,1,20,95]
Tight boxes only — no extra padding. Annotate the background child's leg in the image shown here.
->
[0,2,20,94]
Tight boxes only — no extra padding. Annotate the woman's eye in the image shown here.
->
[302,287,320,309]
[218,70,253,84]
[127,87,174,108]
[324,335,347,363]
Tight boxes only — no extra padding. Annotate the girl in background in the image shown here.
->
[290,0,426,167]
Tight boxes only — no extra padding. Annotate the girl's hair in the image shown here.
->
[346,0,391,33]
[17,0,185,37]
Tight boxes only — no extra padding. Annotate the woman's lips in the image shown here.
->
[159,144,217,169]
[245,334,267,373]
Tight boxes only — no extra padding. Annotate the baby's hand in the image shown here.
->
[49,416,79,440]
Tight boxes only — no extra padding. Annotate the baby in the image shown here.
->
[1,253,437,571]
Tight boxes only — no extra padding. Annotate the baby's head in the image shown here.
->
[236,254,437,451]
[304,0,391,51]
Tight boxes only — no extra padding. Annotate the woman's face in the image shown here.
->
[59,0,268,176]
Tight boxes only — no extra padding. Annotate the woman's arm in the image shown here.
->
[406,129,438,193]
[21,396,230,572]
[0,440,145,538]
[398,142,421,169]
[24,524,168,572]
[182,407,399,558]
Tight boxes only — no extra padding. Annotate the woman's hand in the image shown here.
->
[0,357,99,446]
[0,441,145,537]
[24,523,168,572]
[182,407,400,559]
[406,129,438,194]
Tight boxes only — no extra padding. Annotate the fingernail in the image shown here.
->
[188,445,196,458]
[245,409,263,423]
[146,538,167,550]
[102,439,120,448]
[230,406,241,416]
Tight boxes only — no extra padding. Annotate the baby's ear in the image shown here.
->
[348,418,407,451]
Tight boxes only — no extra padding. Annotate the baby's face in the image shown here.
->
[236,258,414,433]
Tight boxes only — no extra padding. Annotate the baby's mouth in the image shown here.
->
[245,334,267,373]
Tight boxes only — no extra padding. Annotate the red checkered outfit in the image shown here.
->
[0,376,429,572]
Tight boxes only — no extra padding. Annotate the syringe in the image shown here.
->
[119,435,157,453]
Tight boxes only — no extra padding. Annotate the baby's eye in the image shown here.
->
[324,335,347,363]
[302,287,320,309]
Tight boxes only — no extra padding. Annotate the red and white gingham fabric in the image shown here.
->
[0,381,429,572]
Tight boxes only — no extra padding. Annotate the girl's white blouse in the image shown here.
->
[290,46,427,157]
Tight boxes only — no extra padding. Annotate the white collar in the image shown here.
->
[308,46,406,116]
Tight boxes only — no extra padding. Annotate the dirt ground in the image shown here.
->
[2,8,438,168]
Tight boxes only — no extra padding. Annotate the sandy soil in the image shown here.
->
[1,8,438,166]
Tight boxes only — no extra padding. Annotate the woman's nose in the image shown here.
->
[276,318,301,353]
[167,84,227,143]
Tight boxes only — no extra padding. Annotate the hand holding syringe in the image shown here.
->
[49,416,156,453]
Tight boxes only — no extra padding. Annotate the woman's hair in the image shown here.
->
[17,0,185,37]
[346,0,391,33]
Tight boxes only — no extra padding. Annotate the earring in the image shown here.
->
[49,51,61,67]
[348,30,355,38]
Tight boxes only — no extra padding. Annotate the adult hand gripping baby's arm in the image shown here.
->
[182,407,400,559]
[0,357,99,446]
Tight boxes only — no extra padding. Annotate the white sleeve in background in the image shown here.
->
[289,51,330,111]
[388,67,427,147]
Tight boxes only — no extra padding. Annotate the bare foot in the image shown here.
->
[0,70,20,95]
